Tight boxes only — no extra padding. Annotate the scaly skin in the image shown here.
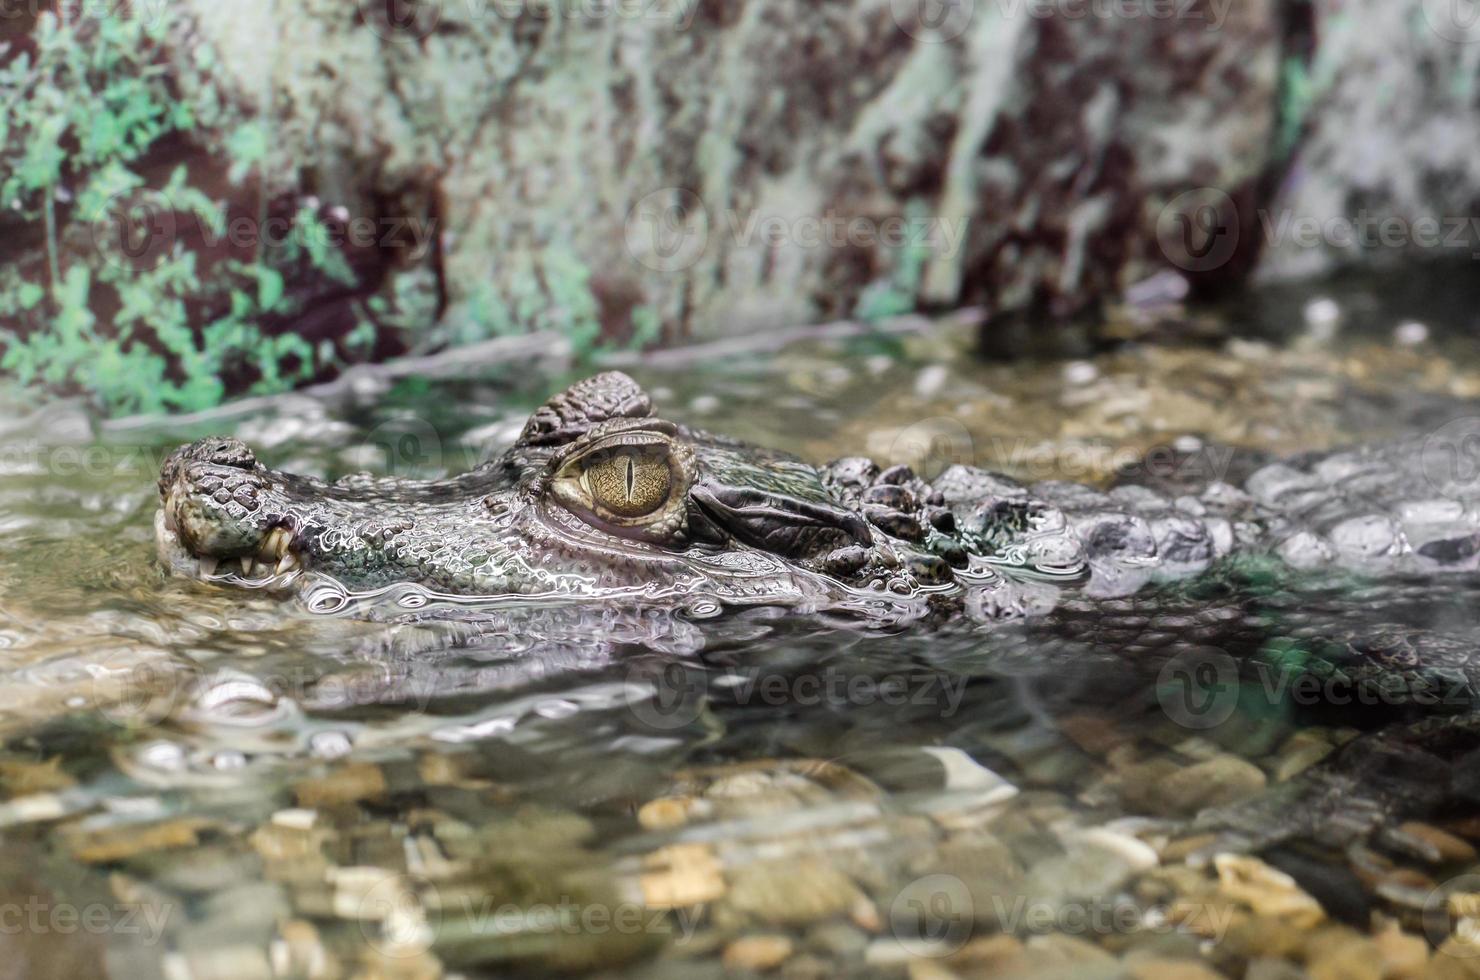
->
[156,373,960,612]
[156,372,1480,620]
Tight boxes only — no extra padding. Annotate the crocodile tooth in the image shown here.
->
[275,553,299,576]
[241,556,257,576]
[260,527,290,560]
[199,557,218,577]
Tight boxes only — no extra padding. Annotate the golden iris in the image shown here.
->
[583,449,672,518]
[548,428,694,543]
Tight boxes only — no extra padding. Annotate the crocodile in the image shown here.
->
[152,371,1480,868]
[156,371,1480,622]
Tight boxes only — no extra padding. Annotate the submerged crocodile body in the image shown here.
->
[156,371,1480,619]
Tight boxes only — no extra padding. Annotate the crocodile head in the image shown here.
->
[156,373,1028,615]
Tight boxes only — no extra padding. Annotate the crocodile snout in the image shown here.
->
[158,438,300,581]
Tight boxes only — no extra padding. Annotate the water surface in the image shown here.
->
[4,276,1480,977]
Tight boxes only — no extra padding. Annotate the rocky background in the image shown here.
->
[2,0,1478,412]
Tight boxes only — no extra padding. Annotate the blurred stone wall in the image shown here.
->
[1260,0,1480,281]
[165,0,1480,346]
[172,0,1282,345]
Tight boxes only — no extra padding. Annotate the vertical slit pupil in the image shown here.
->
[625,456,635,500]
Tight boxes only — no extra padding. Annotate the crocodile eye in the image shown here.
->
[548,430,696,543]
[584,448,672,518]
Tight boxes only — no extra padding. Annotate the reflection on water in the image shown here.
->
[4,279,1480,976]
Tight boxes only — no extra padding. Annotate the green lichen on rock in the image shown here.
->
[0,4,398,415]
